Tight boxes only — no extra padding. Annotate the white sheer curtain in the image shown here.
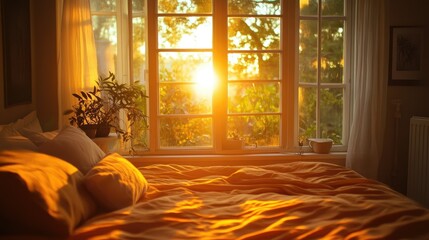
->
[346,0,388,180]
[57,0,98,127]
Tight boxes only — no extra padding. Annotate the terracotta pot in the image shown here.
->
[79,124,97,139]
[96,124,111,138]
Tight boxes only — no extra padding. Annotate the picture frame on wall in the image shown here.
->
[389,26,424,86]
[1,0,32,107]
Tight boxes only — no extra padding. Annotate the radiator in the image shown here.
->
[407,116,429,208]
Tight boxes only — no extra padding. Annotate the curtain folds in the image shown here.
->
[346,0,388,180]
[57,0,98,127]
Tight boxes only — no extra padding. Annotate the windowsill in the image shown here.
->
[126,152,347,167]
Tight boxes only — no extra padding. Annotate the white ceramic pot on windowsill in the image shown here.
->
[308,138,333,154]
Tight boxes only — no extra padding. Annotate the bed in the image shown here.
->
[71,162,429,240]
[1,123,429,239]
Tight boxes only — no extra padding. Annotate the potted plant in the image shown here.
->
[64,72,148,152]
[63,86,104,138]
[96,72,148,147]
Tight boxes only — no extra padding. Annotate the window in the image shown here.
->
[226,1,282,149]
[90,0,149,148]
[90,0,350,154]
[90,0,148,81]
[156,0,214,149]
[298,0,349,149]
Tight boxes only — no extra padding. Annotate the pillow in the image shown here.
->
[0,151,96,237]
[84,153,148,211]
[0,130,57,151]
[0,111,43,137]
[18,128,58,146]
[0,136,38,151]
[38,126,105,174]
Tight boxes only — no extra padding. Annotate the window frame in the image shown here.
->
[295,0,351,153]
[155,4,215,151]
[148,0,291,154]
[90,0,351,155]
[90,0,130,83]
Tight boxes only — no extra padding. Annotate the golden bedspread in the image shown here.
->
[71,162,429,240]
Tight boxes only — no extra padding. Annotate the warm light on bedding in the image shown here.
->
[71,162,429,239]
[2,116,427,239]
[0,151,95,237]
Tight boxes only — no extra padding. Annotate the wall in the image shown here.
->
[32,0,58,131]
[379,0,429,194]
[0,0,57,131]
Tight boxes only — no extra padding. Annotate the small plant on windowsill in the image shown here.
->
[97,72,149,153]
[63,86,105,139]
[64,72,148,153]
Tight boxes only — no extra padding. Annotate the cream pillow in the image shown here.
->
[0,111,43,137]
[18,128,58,146]
[38,126,105,174]
[0,136,38,151]
[0,130,58,151]
[0,151,96,237]
[84,153,148,211]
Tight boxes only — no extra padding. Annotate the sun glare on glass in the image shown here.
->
[193,64,216,96]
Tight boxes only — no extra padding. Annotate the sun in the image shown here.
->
[193,64,217,96]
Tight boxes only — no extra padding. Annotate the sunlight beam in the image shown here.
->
[193,64,217,96]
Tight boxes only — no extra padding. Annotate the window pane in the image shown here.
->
[320,88,343,144]
[322,0,344,16]
[227,115,280,147]
[132,0,145,13]
[299,20,317,83]
[92,16,117,75]
[300,0,318,16]
[228,0,281,15]
[131,119,149,151]
[321,20,344,83]
[228,17,280,50]
[90,0,116,11]
[160,117,213,147]
[158,17,212,49]
[228,53,280,80]
[159,83,212,114]
[298,87,316,139]
[228,83,280,113]
[158,0,212,14]
[133,17,147,83]
[159,52,213,115]
[159,52,212,82]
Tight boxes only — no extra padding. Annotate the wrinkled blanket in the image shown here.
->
[72,162,429,240]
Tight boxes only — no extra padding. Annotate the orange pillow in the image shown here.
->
[0,151,96,237]
[84,153,148,211]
